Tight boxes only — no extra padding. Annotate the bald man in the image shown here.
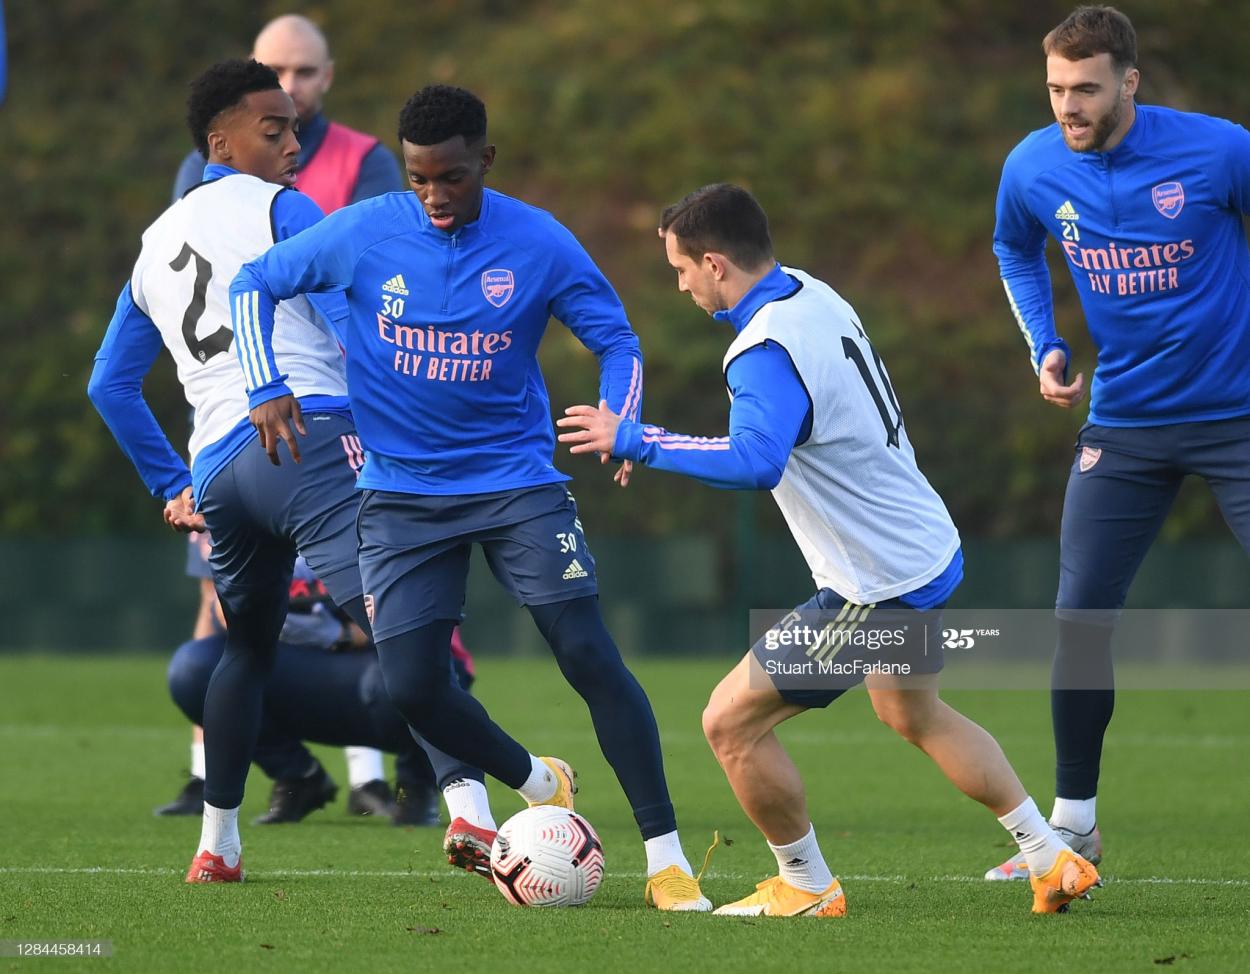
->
[171,14,402,209]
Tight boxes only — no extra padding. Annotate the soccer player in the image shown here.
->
[171,14,401,208]
[988,4,1250,881]
[88,60,484,883]
[165,13,403,817]
[557,183,1100,916]
[231,84,711,911]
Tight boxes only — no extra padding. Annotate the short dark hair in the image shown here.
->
[1043,5,1137,73]
[186,59,282,156]
[660,183,773,270]
[398,85,487,146]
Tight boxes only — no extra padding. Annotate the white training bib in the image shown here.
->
[130,173,346,463]
[724,267,959,603]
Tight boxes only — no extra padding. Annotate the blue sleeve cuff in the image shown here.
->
[247,379,294,410]
[613,419,644,462]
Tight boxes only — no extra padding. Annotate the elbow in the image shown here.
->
[756,469,783,490]
[751,464,784,490]
[86,368,109,412]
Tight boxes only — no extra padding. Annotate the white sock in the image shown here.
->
[999,797,1068,876]
[198,802,241,867]
[768,825,835,894]
[443,778,497,831]
[344,747,385,788]
[190,741,206,781]
[644,830,692,877]
[516,755,557,804]
[1050,796,1097,835]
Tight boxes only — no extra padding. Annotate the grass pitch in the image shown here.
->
[1,653,1247,972]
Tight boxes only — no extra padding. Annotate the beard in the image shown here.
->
[1061,101,1124,152]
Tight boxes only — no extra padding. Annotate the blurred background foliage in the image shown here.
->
[4,0,1250,543]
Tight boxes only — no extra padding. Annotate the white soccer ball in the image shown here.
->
[489,806,605,907]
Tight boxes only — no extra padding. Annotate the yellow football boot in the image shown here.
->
[1030,848,1102,914]
[528,756,577,810]
[713,875,846,917]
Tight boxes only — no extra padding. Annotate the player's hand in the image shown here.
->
[557,400,632,487]
[1039,349,1085,409]
[250,394,306,465]
[163,486,205,534]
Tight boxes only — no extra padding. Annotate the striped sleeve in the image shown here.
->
[992,153,1069,374]
[612,343,807,490]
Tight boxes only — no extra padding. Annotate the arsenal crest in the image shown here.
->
[1152,181,1184,220]
[481,269,515,308]
[1079,446,1102,473]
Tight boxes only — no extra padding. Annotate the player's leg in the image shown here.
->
[1050,428,1182,833]
[1187,416,1250,554]
[169,632,336,825]
[866,670,1100,913]
[360,491,562,791]
[485,484,709,910]
[154,637,219,817]
[287,414,485,805]
[701,652,845,917]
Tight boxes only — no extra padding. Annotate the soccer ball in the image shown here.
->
[489,806,605,907]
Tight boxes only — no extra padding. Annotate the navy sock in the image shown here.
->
[530,596,677,839]
[1051,619,1115,800]
[375,620,529,788]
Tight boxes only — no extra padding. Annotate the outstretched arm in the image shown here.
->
[559,341,809,490]
[229,191,350,464]
[548,223,644,485]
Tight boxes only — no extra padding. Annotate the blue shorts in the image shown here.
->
[198,412,364,618]
[1058,417,1250,617]
[750,588,946,709]
[357,483,598,641]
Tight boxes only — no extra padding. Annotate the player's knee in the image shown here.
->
[378,666,444,727]
[702,692,747,761]
[872,694,931,745]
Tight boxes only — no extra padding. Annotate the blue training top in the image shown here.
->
[231,187,644,495]
[994,103,1250,427]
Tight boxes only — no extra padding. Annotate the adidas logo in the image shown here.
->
[562,559,589,581]
[382,274,409,295]
[1054,200,1080,222]
[783,857,807,867]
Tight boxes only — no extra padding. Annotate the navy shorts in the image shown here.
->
[198,412,364,618]
[357,483,598,641]
[1058,417,1250,617]
[750,588,946,709]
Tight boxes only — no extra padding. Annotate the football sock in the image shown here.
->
[517,755,559,804]
[443,778,497,830]
[344,747,385,788]
[1051,796,1097,835]
[1052,619,1115,800]
[190,740,206,781]
[644,830,693,877]
[998,797,1068,877]
[768,825,835,894]
[199,802,241,867]
[530,596,678,839]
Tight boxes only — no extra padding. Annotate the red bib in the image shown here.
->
[296,121,379,214]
